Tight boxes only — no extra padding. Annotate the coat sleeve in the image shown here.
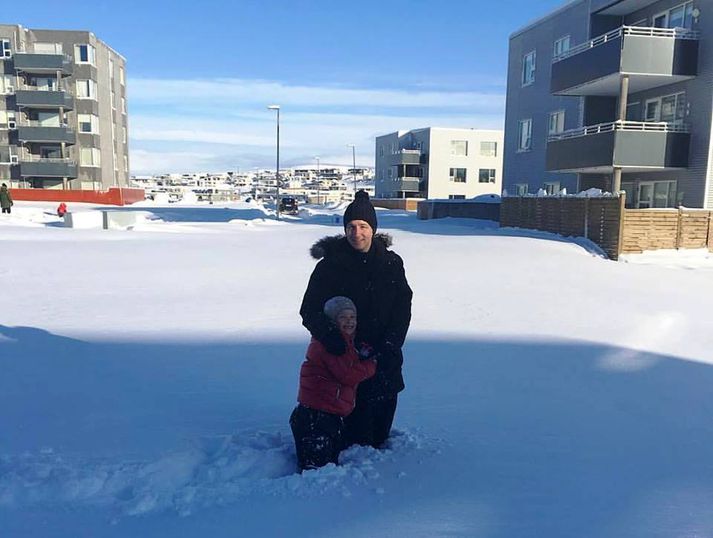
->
[309,341,376,386]
[300,260,336,341]
[380,253,413,352]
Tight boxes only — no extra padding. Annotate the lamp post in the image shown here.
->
[314,156,320,205]
[267,104,280,220]
[346,144,356,195]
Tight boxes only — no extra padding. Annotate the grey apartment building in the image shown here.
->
[504,0,712,209]
[0,25,129,190]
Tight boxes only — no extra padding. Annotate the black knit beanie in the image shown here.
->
[343,190,377,233]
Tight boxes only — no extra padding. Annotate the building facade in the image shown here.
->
[0,25,129,190]
[375,127,503,199]
[504,0,712,208]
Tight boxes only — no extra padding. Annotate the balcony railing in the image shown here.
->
[546,120,690,172]
[553,26,699,63]
[548,120,690,142]
[15,89,74,110]
[12,53,73,75]
[17,125,77,144]
[19,158,78,178]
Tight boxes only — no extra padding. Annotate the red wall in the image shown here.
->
[9,187,145,206]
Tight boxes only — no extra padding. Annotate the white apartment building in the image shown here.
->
[375,127,503,199]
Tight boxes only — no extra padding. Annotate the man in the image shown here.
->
[0,183,13,214]
[300,190,413,448]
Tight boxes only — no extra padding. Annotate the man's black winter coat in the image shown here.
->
[300,233,413,398]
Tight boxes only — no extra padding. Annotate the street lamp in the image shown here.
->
[267,104,280,220]
[314,156,320,205]
[346,144,356,195]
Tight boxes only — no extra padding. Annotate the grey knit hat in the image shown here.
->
[323,296,357,322]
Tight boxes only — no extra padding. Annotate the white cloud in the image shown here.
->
[127,77,506,173]
[129,77,504,110]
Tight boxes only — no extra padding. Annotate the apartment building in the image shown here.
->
[504,0,712,208]
[375,127,503,199]
[0,24,129,190]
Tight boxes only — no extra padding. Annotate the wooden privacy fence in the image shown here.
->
[500,197,625,259]
[500,197,713,260]
[621,208,713,253]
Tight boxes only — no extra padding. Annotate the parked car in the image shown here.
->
[279,197,298,214]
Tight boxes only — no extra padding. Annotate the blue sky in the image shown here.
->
[17,0,566,173]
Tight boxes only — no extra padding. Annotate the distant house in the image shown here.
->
[375,127,503,200]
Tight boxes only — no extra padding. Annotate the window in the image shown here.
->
[449,168,467,183]
[450,140,468,156]
[0,75,14,95]
[0,110,16,129]
[637,180,677,208]
[479,169,496,183]
[76,79,97,100]
[121,97,127,114]
[74,44,96,65]
[654,2,694,29]
[448,195,466,200]
[109,59,114,79]
[553,35,571,58]
[544,181,560,195]
[80,147,101,167]
[30,76,57,91]
[514,183,529,196]
[518,119,532,151]
[480,141,497,157]
[387,168,393,178]
[548,110,565,135]
[1,39,11,58]
[119,67,125,85]
[645,92,685,124]
[124,155,129,172]
[522,51,536,86]
[77,114,99,133]
[379,145,384,157]
[122,126,127,143]
[111,88,116,110]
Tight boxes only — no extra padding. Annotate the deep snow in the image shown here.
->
[1,201,713,537]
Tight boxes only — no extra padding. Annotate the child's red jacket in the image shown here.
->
[297,336,376,417]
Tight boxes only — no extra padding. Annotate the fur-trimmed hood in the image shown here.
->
[310,233,393,260]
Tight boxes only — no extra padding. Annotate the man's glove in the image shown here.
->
[319,327,346,356]
[357,342,376,361]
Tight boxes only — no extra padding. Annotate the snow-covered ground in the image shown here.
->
[2,200,713,537]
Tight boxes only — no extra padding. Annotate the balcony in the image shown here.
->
[389,149,422,166]
[546,121,690,173]
[551,26,699,96]
[17,125,76,145]
[15,90,74,110]
[13,53,73,75]
[392,178,421,192]
[19,158,78,178]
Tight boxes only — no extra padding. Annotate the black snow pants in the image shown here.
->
[342,394,397,449]
[290,404,344,471]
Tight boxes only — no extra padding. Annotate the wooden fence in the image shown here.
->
[621,209,713,253]
[500,197,713,260]
[500,197,625,259]
[372,198,423,211]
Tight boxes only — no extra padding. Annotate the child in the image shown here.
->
[290,296,377,471]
